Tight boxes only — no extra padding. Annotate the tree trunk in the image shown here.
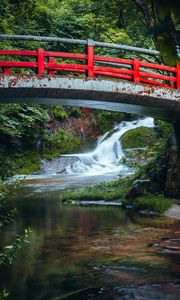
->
[165,123,180,198]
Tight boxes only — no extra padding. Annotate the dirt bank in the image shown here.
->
[165,204,180,220]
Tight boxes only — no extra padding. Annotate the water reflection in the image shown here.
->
[0,191,180,300]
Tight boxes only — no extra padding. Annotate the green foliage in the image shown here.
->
[68,107,82,118]
[0,0,131,54]
[121,127,157,149]
[51,106,81,120]
[122,148,158,169]
[44,128,81,155]
[0,0,50,37]
[139,140,171,193]
[96,110,127,133]
[0,150,41,178]
[0,0,177,65]
[0,180,32,298]
[154,120,172,138]
[0,228,32,266]
[52,105,68,120]
[12,151,41,175]
[61,175,172,214]
[0,104,84,178]
[0,104,48,140]
[122,194,172,214]
[121,121,172,170]
[0,180,21,228]
[0,104,73,177]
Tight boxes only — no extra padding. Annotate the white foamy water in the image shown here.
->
[64,117,154,176]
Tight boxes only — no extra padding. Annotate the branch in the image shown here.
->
[133,0,161,55]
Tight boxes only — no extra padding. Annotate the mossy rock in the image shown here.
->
[121,127,157,149]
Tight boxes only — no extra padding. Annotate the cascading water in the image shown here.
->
[64,117,154,176]
[13,117,154,191]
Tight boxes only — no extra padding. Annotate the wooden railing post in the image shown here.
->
[37,48,45,75]
[3,68,10,74]
[48,57,55,75]
[133,58,140,83]
[169,72,175,89]
[86,39,94,78]
[177,63,180,89]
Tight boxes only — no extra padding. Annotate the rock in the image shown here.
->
[38,156,80,175]
[126,186,144,200]
[126,180,150,200]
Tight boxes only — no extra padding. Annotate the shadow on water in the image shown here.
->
[0,189,180,300]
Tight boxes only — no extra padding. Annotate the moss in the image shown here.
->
[121,127,157,149]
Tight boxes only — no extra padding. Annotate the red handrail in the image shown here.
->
[0,47,179,89]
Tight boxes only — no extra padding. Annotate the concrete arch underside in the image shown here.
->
[0,75,179,122]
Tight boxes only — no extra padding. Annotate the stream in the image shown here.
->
[1,118,180,300]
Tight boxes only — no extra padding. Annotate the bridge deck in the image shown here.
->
[0,75,179,122]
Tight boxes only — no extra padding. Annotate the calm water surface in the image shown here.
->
[0,187,180,300]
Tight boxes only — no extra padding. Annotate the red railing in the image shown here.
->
[0,47,179,89]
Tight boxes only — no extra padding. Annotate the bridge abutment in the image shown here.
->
[165,123,180,199]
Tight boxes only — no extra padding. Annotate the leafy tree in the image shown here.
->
[0,104,48,141]
[132,0,180,65]
[92,0,179,65]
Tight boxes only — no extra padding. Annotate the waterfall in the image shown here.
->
[64,117,154,176]
[11,117,154,190]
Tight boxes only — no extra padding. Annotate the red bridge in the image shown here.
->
[0,35,179,122]
[0,35,179,89]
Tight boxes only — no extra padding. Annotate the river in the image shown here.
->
[1,118,180,300]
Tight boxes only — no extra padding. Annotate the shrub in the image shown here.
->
[52,105,68,119]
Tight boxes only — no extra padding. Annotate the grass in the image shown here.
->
[122,194,172,214]
[60,177,132,202]
[60,176,173,214]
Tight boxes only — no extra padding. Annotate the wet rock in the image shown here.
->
[38,156,80,175]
